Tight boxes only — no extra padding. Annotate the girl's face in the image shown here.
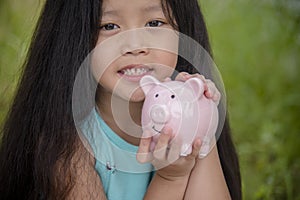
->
[92,0,178,102]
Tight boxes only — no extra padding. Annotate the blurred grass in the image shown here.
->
[200,0,300,199]
[0,0,42,123]
[0,0,299,199]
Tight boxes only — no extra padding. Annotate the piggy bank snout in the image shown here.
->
[150,105,170,124]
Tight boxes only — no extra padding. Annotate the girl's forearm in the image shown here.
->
[184,146,231,200]
[144,173,189,200]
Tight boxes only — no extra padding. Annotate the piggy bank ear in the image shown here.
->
[140,75,160,95]
[183,78,204,99]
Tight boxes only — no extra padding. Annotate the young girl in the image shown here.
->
[0,0,241,199]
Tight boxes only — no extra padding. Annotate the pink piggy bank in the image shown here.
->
[140,75,219,158]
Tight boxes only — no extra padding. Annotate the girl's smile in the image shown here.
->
[117,64,153,82]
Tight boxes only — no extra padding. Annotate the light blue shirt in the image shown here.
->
[80,108,154,200]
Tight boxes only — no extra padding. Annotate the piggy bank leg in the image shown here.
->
[199,135,211,158]
[180,143,192,156]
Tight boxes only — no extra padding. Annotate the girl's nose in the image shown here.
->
[120,29,150,56]
[122,47,149,56]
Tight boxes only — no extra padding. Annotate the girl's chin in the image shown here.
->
[128,89,146,103]
[129,95,145,103]
[112,87,145,103]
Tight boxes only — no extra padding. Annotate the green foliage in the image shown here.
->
[0,0,42,123]
[0,0,299,199]
[200,0,300,199]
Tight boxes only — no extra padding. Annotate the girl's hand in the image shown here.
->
[137,127,202,181]
[175,72,221,105]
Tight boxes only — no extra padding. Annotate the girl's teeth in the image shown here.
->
[122,68,149,76]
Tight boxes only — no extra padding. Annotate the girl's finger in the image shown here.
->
[137,137,153,163]
[205,80,221,104]
[153,127,173,161]
[167,139,182,164]
[191,73,205,81]
[204,81,215,98]
[212,90,221,105]
[175,72,190,82]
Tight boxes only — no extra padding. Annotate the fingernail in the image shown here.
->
[205,91,212,98]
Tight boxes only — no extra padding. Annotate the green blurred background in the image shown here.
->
[0,0,299,199]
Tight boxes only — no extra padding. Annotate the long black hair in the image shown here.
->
[0,0,101,199]
[0,0,241,199]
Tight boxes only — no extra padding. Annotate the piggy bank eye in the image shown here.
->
[155,94,159,98]
[171,95,175,99]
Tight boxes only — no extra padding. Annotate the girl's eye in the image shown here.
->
[100,23,120,31]
[146,20,165,27]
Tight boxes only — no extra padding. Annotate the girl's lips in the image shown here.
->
[118,65,153,82]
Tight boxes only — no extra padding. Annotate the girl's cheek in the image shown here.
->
[157,51,177,69]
